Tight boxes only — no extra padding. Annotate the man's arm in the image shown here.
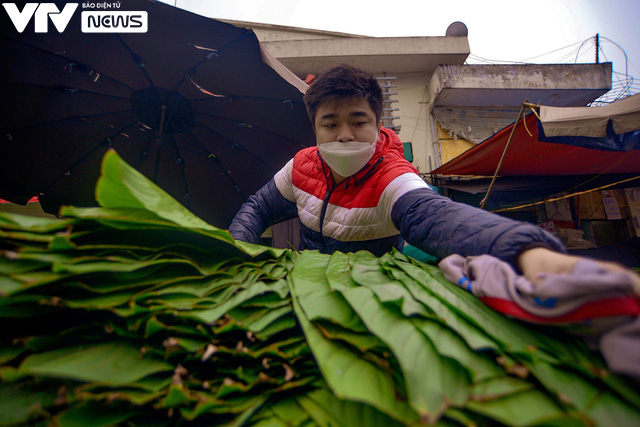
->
[392,188,640,294]
[391,188,566,270]
[229,178,297,243]
[517,246,640,295]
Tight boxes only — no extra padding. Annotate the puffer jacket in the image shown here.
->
[229,127,565,268]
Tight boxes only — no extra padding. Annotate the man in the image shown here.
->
[229,65,640,290]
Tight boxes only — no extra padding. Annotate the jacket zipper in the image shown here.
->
[318,156,385,243]
[316,150,385,250]
[317,152,346,247]
[319,180,343,246]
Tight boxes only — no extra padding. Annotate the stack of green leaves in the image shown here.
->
[1,150,639,426]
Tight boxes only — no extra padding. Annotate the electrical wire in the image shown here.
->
[574,38,595,63]
[491,175,640,213]
[521,40,586,63]
[467,54,528,65]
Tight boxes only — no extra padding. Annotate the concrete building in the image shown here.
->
[224,19,612,176]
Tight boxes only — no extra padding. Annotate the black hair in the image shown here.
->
[303,65,383,127]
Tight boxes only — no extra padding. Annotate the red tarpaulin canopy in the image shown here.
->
[0,197,38,204]
[432,113,640,177]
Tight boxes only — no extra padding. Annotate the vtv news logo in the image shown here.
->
[2,3,148,33]
[3,3,78,32]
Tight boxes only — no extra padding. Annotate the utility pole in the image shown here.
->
[595,33,599,64]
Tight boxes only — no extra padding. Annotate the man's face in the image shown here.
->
[314,97,381,146]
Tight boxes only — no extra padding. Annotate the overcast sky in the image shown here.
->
[163,0,639,94]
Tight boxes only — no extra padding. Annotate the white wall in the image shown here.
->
[387,73,433,174]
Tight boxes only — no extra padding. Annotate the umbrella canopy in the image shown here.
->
[0,0,315,228]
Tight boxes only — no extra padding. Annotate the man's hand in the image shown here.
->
[517,247,640,296]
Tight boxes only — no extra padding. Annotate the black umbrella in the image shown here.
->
[0,0,314,228]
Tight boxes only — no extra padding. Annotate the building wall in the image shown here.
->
[222,19,356,42]
[428,63,612,170]
[388,73,431,174]
[433,121,475,167]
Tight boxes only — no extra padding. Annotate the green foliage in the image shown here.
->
[1,150,638,426]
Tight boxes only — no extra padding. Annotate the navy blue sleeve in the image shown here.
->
[391,188,566,270]
[228,178,297,243]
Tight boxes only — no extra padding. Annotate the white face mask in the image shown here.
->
[318,141,377,178]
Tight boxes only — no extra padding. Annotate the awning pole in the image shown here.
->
[479,101,529,209]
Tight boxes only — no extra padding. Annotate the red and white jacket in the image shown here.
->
[274,127,427,254]
[229,127,565,266]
